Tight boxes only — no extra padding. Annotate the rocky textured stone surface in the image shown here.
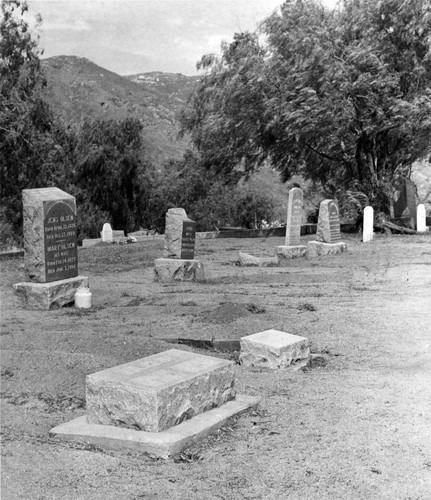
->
[276,245,308,260]
[238,252,279,267]
[86,349,236,432]
[240,329,310,369]
[13,275,89,310]
[154,258,204,282]
[316,199,341,244]
[23,187,77,283]
[307,241,347,257]
[285,187,303,246]
[164,208,196,259]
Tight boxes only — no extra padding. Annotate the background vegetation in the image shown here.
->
[1,0,430,247]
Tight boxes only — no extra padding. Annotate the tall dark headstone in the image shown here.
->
[23,188,78,282]
[13,187,88,309]
[393,177,417,228]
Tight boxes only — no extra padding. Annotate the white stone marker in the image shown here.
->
[86,349,236,432]
[363,206,374,242]
[101,223,113,243]
[417,204,427,232]
[240,329,310,369]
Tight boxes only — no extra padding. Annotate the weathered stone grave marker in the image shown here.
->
[308,199,347,256]
[240,329,310,369]
[13,187,88,309]
[417,204,427,232]
[101,223,126,243]
[393,177,416,228]
[276,187,308,260]
[154,208,204,281]
[363,206,374,242]
[50,349,260,458]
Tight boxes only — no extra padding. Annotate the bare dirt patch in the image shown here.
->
[1,233,431,499]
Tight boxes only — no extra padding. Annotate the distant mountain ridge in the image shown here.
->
[41,55,199,165]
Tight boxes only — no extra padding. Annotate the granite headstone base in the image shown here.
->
[154,258,204,282]
[240,330,310,369]
[307,241,347,257]
[275,245,308,261]
[238,252,279,267]
[13,275,89,310]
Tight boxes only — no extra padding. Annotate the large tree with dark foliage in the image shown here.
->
[0,0,61,243]
[179,0,431,213]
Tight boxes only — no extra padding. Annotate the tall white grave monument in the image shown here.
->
[416,204,427,232]
[363,206,374,242]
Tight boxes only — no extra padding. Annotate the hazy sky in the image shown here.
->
[26,0,338,76]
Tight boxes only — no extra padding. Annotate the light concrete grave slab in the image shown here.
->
[86,349,236,432]
[154,258,204,282]
[240,329,310,369]
[50,394,260,459]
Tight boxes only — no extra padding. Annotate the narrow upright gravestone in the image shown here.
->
[363,206,374,242]
[50,349,260,458]
[13,188,88,309]
[417,204,427,232]
[308,199,347,257]
[154,208,204,281]
[101,223,113,243]
[275,187,308,260]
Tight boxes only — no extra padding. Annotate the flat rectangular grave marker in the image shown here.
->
[240,329,310,369]
[181,221,196,259]
[86,349,236,432]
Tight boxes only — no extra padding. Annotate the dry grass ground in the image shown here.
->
[1,233,431,499]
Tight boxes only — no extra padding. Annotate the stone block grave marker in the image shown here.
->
[51,349,260,458]
[240,329,310,369]
[308,199,347,257]
[154,208,204,281]
[275,187,308,260]
[13,187,88,309]
[363,206,374,242]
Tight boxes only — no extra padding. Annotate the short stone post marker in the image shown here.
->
[13,187,89,309]
[154,208,204,281]
[101,223,113,243]
[417,204,427,232]
[307,199,347,257]
[275,187,308,260]
[363,206,374,242]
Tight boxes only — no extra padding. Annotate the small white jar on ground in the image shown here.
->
[75,286,92,309]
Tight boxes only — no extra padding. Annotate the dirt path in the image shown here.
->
[1,233,431,499]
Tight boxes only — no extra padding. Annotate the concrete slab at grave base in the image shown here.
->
[276,245,308,261]
[238,252,279,267]
[240,329,310,369]
[13,275,89,310]
[154,258,204,282]
[50,394,260,459]
[307,241,347,258]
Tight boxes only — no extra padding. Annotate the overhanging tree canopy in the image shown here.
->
[179,0,431,212]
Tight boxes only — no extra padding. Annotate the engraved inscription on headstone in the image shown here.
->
[285,188,303,246]
[181,221,196,259]
[328,202,341,243]
[44,200,78,281]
